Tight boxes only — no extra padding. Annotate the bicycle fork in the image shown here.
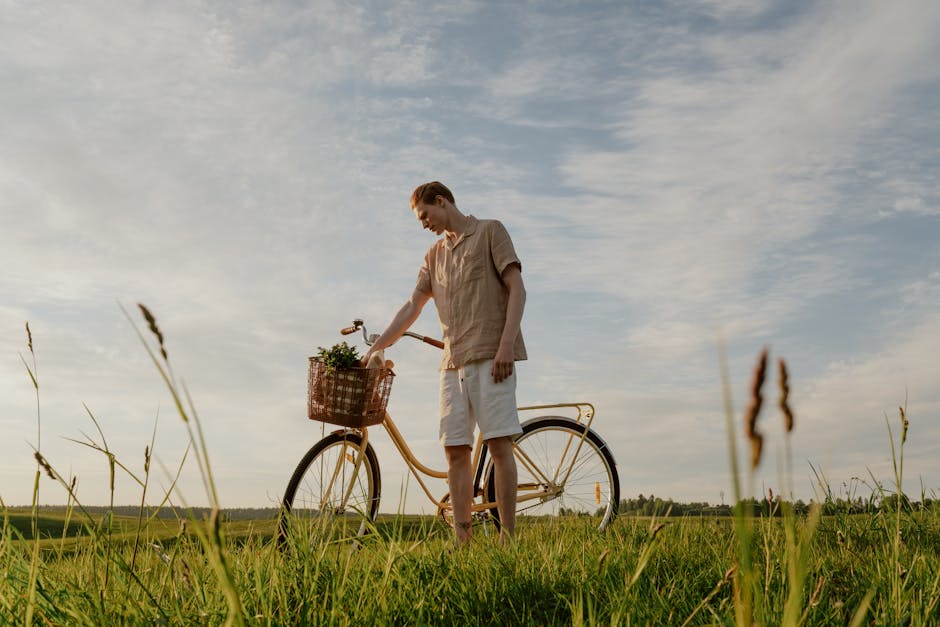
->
[322,429,369,514]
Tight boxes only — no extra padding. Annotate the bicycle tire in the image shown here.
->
[278,431,381,546]
[486,416,619,531]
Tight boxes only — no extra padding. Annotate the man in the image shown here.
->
[363,181,527,545]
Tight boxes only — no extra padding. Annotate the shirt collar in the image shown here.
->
[445,215,478,250]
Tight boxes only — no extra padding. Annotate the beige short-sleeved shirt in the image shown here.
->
[416,216,527,370]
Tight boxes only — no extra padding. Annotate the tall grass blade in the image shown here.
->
[122,302,245,625]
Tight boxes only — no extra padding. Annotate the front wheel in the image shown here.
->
[486,417,619,531]
[278,431,381,546]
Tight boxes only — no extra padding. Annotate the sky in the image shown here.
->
[2,0,939,514]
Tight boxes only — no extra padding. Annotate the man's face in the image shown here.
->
[413,198,447,235]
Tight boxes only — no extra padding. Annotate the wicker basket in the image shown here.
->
[307,358,394,427]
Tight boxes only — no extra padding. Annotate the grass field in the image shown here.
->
[3,506,940,625]
[8,311,937,624]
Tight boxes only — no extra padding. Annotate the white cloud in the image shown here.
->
[534,3,939,336]
[793,311,940,488]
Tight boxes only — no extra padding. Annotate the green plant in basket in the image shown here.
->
[315,341,361,372]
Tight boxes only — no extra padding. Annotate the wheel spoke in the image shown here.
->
[487,419,619,531]
[280,433,380,546]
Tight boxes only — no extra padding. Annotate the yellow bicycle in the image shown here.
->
[278,319,619,542]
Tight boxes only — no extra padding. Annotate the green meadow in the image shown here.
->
[6,312,938,624]
[3,506,940,625]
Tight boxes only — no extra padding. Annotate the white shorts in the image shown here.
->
[439,359,522,447]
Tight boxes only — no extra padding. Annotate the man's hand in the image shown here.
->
[492,344,515,383]
[360,288,431,367]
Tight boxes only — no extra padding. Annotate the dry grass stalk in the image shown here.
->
[597,548,611,573]
[744,348,768,470]
[809,575,825,607]
[779,358,794,433]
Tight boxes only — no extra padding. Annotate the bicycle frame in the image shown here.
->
[335,401,598,517]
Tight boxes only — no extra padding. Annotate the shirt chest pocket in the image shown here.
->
[456,254,487,283]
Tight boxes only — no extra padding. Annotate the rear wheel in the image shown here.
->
[486,417,619,531]
[278,431,380,546]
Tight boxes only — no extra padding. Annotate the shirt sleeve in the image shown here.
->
[489,220,522,276]
[415,249,432,295]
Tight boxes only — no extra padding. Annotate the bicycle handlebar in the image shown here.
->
[414,334,444,349]
[339,319,443,350]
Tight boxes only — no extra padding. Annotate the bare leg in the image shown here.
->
[445,445,473,545]
[486,436,517,542]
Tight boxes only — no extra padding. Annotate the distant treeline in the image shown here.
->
[615,493,940,518]
[27,505,280,521]
[19,494,940,521]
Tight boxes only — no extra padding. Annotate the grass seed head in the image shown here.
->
[778,358,794,433]
[899,406,909,445]
[749,433,763,471]
[744,347,768,469]
[26,321,33,354]
[138,303,168,361]
[34,451,55,479]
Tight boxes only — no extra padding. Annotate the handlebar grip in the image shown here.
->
[423,337,444,350]
[340,326,359,335]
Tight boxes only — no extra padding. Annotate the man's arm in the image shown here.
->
[362,287,432,364]
[492,263,526,383]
